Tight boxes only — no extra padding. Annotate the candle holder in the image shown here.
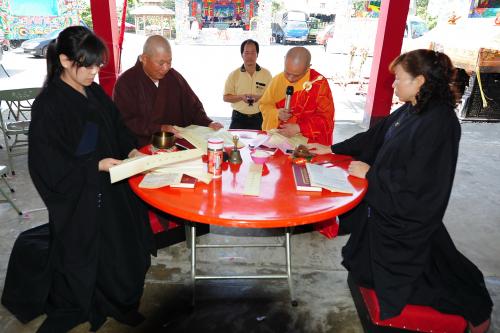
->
[228,135,242,164]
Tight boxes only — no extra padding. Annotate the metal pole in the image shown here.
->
[191,224,196,306]
[285,228,297,306]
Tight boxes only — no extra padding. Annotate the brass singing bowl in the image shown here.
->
[151,131,176,149]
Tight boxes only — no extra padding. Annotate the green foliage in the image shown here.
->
[162,0,175,10]
[353,1,366,14]
[124,0,135,24]
[416,0,437,30]
[77,0,93,29]
[271,0,283,15]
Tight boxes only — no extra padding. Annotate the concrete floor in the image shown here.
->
[1,115,499,332]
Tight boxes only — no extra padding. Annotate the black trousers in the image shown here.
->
[229,110,263,130]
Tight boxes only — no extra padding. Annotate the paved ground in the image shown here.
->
[1,35,499,333]
[0,33,371,122]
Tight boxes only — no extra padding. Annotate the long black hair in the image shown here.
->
[44,26,108,86]
[389,49,461,113]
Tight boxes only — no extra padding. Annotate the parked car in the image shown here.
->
[281,20,309,44]
[21,29,62,58]
[317,24,335,46]
[307,17,321,44]
[275,10,309,45]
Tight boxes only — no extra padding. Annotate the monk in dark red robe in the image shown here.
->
[113,35,223,147]
[113,35,218,245]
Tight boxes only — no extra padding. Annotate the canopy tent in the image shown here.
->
[130,0,175,37]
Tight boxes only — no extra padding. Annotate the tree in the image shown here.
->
[78,0,93,29]
[271,0,283,16]
[162,0,175,11]
[416,0,437,29]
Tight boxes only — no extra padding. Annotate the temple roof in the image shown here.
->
[130,5,175,16]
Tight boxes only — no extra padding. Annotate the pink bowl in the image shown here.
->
[250,151,270,164]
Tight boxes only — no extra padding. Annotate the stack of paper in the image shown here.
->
[305,163,354,194]
[174,125,245,152]
[140,156,212,188]
[265,129,308,153]
[109,149,203,183]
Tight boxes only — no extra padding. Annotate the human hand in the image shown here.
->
[278,108,292,122]
[160,124,179,135]
[160,124,183,138]
[99,158,122,172]
[348,161,370,179]
[278,123,300,137]
[306,143,332,155]
[209,121,224,130]
[128,149,146,159]
[244,95,255,106]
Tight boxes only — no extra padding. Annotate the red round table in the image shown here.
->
[129,130,368,305]
[129,132,367,228]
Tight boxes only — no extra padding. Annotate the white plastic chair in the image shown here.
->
[0,87,40,174]
[0,165,22,215]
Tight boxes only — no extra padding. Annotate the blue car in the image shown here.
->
[282,21,309,44]
[21,29,62,58]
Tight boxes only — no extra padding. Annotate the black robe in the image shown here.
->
[334,102,493,325]
[1,78,155,332]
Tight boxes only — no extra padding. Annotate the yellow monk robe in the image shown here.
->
[260,69,338,239]
[259,69,335,145]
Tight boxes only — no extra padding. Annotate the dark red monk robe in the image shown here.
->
[113,58,213,147]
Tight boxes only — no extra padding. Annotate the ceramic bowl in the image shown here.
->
[250,150,270,164]
[152,131,176,149]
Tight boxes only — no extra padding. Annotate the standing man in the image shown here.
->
[223,39,272,130]
[259,46,334,145]
[113,35,223,147]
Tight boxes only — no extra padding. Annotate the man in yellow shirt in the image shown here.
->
[259,46,335,145]
[223,39,272,129]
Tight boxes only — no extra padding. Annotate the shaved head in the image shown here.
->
[140,35,172,81]
[284,47,311,83]
[285,47,311,68]
[142,35,171,56]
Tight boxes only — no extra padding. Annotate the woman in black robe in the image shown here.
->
[308,49,492,332]
[1,26,154,332]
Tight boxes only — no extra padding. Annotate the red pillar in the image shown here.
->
[363,0,410,127]
[90,0,120,96]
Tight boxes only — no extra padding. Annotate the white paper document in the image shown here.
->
[151,157,205,174]
[242,163,263,196]
[249,134,270,148]
[139,173,183,189]
[174,125,245,151]
[265,130,308,152]
[305,163,354,194]
[109,149,204,183]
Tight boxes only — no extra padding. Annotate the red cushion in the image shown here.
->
[148,210,181,234]
[359,286,467,333]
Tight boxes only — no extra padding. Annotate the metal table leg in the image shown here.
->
[285,227,297,306]
[189,225,297,306]
[190,224,197,307]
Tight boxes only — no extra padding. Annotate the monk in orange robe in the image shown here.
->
[259,47,334,145]
[260,47,337,238]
